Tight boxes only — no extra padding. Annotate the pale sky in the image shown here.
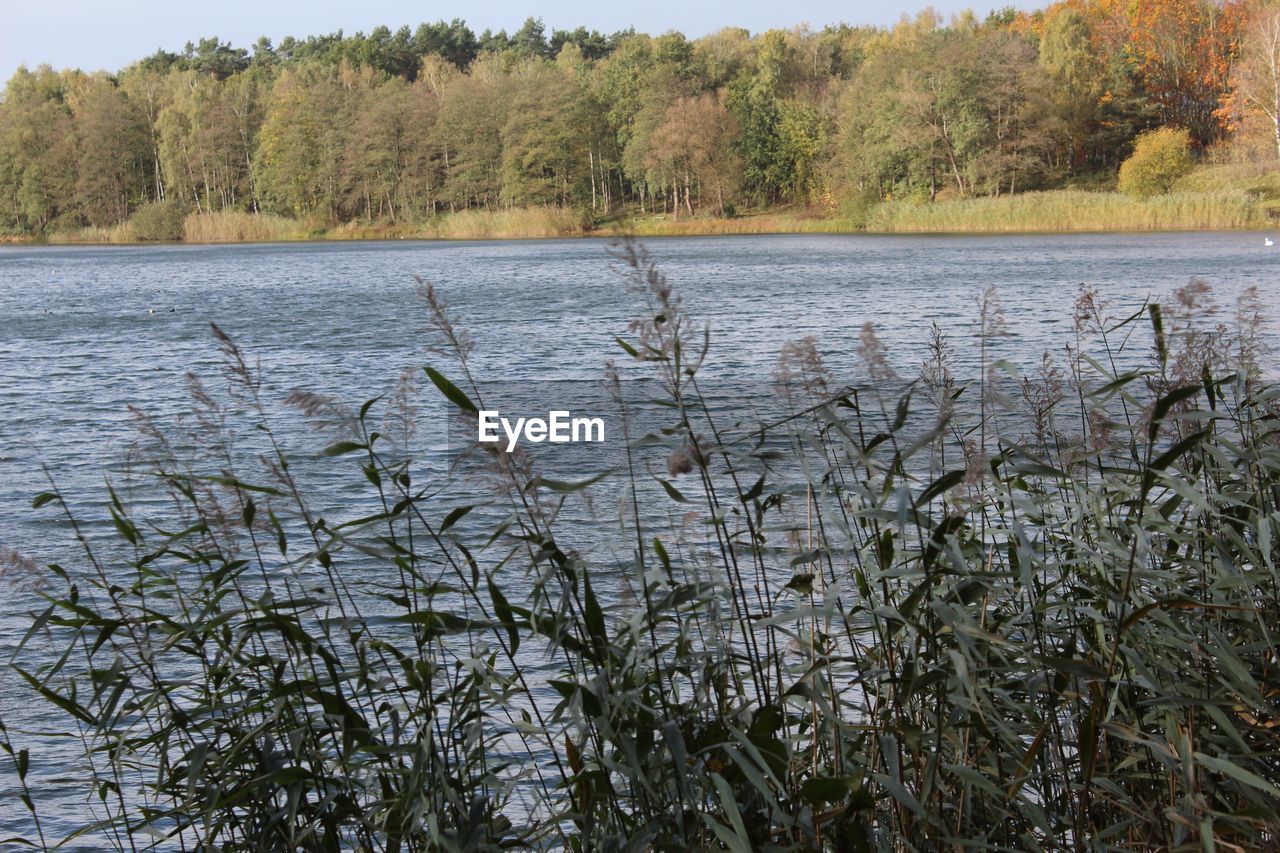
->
[1,0,1024,82]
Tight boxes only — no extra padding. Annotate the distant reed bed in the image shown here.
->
[424,206,593,239]
[20,188,1278,247]
[4,242,1280,850]
[45,211,305,244]
[599,213,865,237]
[867,189,1269,232]
[45,221,137,244]
[182,210,305,243]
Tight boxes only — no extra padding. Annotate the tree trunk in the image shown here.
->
[1273,94,1280,161]
[589,149,597,210]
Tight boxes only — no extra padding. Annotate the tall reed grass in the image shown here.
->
[599,213,864,237]
[329,207,594,240]
[43,211,306,244]
[45,221,138,244]
[4,244,1280,850]
[182,211,306,243]
[867,189,1269,232]
[424,206,593,239]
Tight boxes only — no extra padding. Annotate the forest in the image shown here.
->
[3,0,1280,238]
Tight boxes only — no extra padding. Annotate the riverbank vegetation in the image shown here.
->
[5,245,1280,848]
[7,1,1280,242]
[26,186,1278,244]
[866,188,1269,231]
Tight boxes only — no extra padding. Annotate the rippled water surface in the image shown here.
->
[0,232,1275,840]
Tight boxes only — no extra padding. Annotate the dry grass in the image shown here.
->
[328,207,594,240]
[597,212,861,237]
[325,219,421,240]
[1173,159,1280,192]
[424,206,593,239]
[45,222,137,244]
[182,211,306,243]
[866,189,1269,232]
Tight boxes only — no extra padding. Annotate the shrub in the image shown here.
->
[835,187,881,229]
[1118,127,1194,198]
[129,199,189,241]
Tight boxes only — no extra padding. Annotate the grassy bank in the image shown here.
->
[14,184,1278,247]
[865,188,1270,232]
[579,189,1272,235]
[5,247,1280,849]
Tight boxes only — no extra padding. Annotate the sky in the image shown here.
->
[0,0,1022,82]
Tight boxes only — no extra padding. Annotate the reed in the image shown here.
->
[424,206,594,239]
[44,221,137,243]
[5,246,1280,850]
[325,218,424,240]
[182,210,306,243]
[867,189,1269,232]
[598,213,864,237]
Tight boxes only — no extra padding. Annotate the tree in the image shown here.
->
[551,27,611,61]
[435,56,507,210]
[119,67,173,203]
[727,30,822,204]
[639,92,741,216]
[694,28,753,89]
[158,72,254,213]
[835,14,1053,202]
[971,30,1054,195]
[0,67,79,231]
[255,64,354,218]
[412,20,479,69]
[183,37,251,80]
[500,64,600,207]
[70,74,150,225]
[1226,1,1280,158]
[397,80,446,213]
[1124,0,1246,145]
[1039,5,1107,171]
[512,18,552,59]
[224,71,267,212]
[346,26,418,79]
[344,76,440,219]
[1,9,1268,237]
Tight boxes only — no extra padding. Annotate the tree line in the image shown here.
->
[4,0,1280,235]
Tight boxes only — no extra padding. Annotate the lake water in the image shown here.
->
[0,231,1275,841]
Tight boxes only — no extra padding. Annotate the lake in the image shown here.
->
[0,231,1275,841]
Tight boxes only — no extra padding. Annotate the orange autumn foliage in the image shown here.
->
[1025,0,1245,146]
[1124,0,1246,144]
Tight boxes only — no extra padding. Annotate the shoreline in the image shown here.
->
[4,187,1274,247]
[3,222,1272,248]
